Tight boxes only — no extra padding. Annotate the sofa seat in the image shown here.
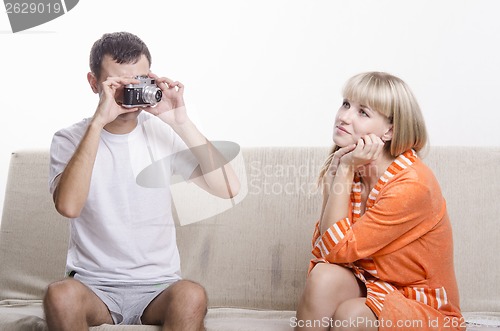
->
[0,301,295,331]
[2,302,500,330]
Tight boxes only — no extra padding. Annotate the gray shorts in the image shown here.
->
[75,275,177,325]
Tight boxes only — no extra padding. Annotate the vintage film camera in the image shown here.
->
[122,76,163,108]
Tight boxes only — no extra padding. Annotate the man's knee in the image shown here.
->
[44,279,81,312]
[43,278,95,321]
[173,280,208,314]
[44,278,114,329]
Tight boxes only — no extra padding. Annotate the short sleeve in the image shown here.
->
[48,121,87,194]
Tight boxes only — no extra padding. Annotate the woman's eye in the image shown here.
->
[359,109,369,117]
[342,101,350,109]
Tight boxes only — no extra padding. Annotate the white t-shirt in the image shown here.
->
[49,112,198,284]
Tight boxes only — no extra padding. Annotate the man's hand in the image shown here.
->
[144,72,188,126]
[92,76,140,128]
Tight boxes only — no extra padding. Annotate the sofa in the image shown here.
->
[0,147,499,331]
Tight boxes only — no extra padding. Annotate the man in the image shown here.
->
[44,31,240,331]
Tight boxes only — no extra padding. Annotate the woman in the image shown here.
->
[295,72,464,330]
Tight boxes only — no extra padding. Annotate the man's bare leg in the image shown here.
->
[141,279,207,331]
[43,278,113,331]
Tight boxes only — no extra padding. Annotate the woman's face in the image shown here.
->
[333,99,392,147]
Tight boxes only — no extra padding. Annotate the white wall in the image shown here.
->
[1,0,500,217]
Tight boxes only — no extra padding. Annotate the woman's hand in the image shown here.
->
[339,134,385,169]
[327,144,357,178]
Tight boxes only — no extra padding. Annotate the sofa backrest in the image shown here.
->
[422,147,500,313]
[0,150,68,301]
[176,147,326,310]
[1,147,499,314]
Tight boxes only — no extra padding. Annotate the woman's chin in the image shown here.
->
[333,135,354,148]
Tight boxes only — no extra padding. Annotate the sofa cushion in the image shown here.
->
[1,147,500,330]
[0,151,68,301]
[422,147,500,313]
[175,147,327,310]
[205,308,294,331]
[0,300,46,331]
[462,312,500,330]
[1,303,498,330]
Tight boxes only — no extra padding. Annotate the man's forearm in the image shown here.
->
[53,120,103,218]
[171,117,240,199]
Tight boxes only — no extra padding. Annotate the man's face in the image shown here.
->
[90,54,151,106]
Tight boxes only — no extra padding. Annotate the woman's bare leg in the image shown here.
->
[332,297,377,331]
[295,264,365,331]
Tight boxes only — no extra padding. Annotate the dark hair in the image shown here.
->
[89,32,152,79]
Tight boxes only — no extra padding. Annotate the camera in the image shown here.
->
[122,76,162,108]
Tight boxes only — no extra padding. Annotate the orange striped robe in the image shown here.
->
[310,150,465,330]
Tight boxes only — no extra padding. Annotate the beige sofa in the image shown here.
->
[0,147,499,330]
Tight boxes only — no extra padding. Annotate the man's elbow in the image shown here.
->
[53,191,82,218]
[55,201,82,218]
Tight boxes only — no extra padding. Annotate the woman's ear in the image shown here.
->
[87,72,99,94]
[382,125,393,142]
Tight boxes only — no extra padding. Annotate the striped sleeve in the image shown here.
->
[403,286,449,310]
[312,217,352,260]
[322,179,443,264]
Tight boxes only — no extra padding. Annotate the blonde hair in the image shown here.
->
[318,72,428,183]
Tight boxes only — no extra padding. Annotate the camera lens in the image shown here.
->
[154,90,162,102]
[142,86,162,105]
